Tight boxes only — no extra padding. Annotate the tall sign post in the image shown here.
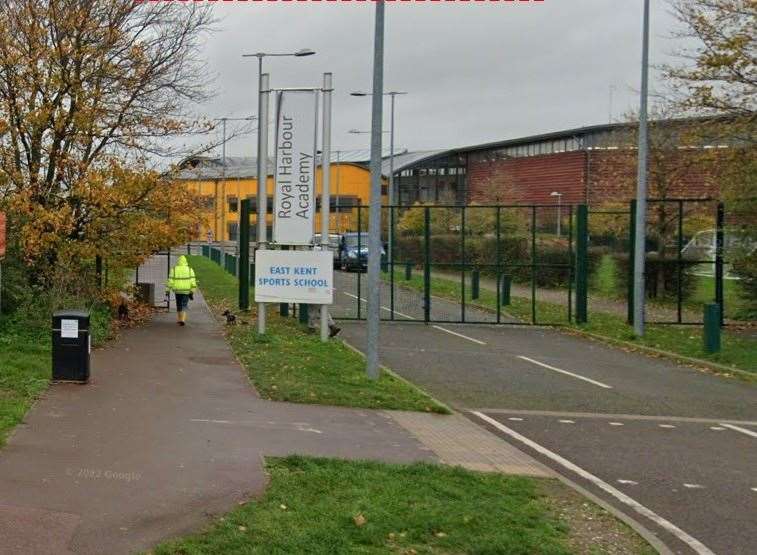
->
[239,198,251,310]
[256,72,270,335]
[320,73,333,342]
[633,0,651,336]
[366,0,385,380]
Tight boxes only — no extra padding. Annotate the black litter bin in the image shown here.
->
[52,310,91,383]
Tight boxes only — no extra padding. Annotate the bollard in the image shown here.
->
[405,261,413,281]
[280,302,289,317]
[703,303,721,354]
[471,269,480,300]
[381,255,388,273]
[500,275,511,306]
[299,303,309,325]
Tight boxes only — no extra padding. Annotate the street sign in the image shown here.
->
[254,249,333,305]
[273,89,318,246]
[0,212,6,259]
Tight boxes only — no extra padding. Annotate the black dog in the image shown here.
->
[117,301,129,321]
[222,310,237,325]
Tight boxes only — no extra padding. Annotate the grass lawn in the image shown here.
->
[0,307,112,446]
[189,256,448,413]
[384,268,757,375]
[152,456,654,555]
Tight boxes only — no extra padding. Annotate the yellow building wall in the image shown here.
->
[182,163,387,242]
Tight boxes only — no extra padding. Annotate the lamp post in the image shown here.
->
[214,116,256,249]
[242,48,316,334]
[351,91,406,268]
[633,0,651,337]
[550,191,563,238]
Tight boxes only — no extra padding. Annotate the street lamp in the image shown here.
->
[242,48,316,334]
[550,191,563,238]
[214,116,256,247]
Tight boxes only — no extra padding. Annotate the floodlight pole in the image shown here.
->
[366,0,385,380]
[320,73,333,342]
[633,0,651,337]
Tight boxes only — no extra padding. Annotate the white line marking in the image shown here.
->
[751,487,757,492]
[683,484,705,489]
[508,417,524,421]
[558,419,575,424]
[659,424,676,429]
[343,292,414,319]
[617,479,638,485]
[720,423,757,439]
[709,426,725,431]
[472,412,715,555]
[432,325,487,345]
[191,419,232,424]
[517,356,613,390]
[609,422,624,426]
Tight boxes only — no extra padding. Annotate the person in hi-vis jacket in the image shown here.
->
[166,255,198,326]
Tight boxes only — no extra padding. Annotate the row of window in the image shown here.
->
[207,195,368,214]
[399,167,467,177]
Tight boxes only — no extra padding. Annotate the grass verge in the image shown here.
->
[384,269,756,374]
[0,306,112,446]
[152,456,654,555]
[189,256,448,413]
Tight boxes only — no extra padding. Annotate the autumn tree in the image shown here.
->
[665,0,756,315]
[0,0,213,295]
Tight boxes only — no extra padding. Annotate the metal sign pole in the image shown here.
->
[257,71,270,335]
[320,73,333,342]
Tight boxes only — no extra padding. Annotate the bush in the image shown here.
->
[731,250,757,319]
[612,253,698,301]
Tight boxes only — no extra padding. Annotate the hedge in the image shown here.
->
[612,253,698,301]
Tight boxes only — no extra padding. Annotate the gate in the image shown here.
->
[132,250,173,310]
[331,204,588,326]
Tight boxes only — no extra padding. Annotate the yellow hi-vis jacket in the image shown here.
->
[166,256,197,294]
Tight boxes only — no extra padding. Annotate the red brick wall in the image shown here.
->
[468,151,587,205]
[467,148,720,206]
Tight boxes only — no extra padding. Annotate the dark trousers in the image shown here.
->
[175,293,190,312]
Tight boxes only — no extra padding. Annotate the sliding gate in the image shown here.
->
[331,204,588,326]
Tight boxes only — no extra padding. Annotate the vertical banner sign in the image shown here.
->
[273,90,318,245]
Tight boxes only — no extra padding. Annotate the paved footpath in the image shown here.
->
[339,320,757,555]
[0,292,545,555]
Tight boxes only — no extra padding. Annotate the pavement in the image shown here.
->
[0,287,544,555]
[337,284,757,554]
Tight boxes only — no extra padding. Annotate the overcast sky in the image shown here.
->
[188,0,687,161]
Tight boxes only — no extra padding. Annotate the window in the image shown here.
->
[227,223,239,242]
[228,196,239,213]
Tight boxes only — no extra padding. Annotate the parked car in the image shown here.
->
[338,232,385,272]
[312,233,342,268]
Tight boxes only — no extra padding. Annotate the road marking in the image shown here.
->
[709,426,726,431]
[617,479,638,485]
[683,484,705,489]
[720,423,757,439]
[558,419,575,424]
[508,417,524,421]
[659,424,676,429]
[472,412,715,555]
[751,487,757,492]
[432,325,487,345]
[343,292,415,320]
[517,356,613,390]
[472,409,757,426]
[191,419,232,424]
[609,422,624,426]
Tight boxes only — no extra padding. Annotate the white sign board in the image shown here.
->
[254,250,333,305]
[61,319,79,339]
[273,90,318,246]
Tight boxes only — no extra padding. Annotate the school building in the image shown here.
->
[176,156,387,242]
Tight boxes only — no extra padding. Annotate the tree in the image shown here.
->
[0,1,213,291]
[666,0,757,315]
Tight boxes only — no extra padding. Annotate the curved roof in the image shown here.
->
[380,149,450,176]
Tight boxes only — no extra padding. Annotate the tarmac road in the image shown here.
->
[336,277,757,554]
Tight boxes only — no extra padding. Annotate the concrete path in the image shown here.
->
[0,291,543,555]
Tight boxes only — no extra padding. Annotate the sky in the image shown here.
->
[187,0,688,161]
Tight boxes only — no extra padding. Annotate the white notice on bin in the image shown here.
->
[61,319,78,338]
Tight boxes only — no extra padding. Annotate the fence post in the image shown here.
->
[715,202,725,327]
[280,245,289,317]
[501,275,511,306]
[471,268,480,301]
[703,303,721,353]
[95,256,103,290]
[187,244,191,256]
[424,206,431,323]
[239,199,250,311]
[575,204,588,324]
[381,254,388,273]
[299,303,309,325]
[405,261,412,281]
[627,200,637,325]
